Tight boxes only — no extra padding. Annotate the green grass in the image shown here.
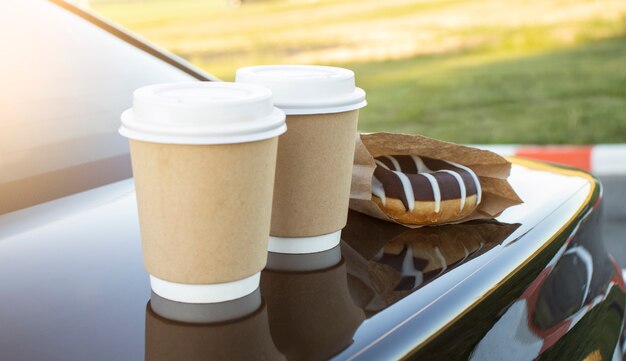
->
[349,36,626,143]
[91,0,626,144]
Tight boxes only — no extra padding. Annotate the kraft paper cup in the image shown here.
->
[119,82,286,303]
[236,65,366,254]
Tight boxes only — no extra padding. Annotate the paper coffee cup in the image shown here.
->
[236,65,366,254]
[119,82,286,303]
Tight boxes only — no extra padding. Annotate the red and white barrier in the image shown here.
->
[471,144,626,176]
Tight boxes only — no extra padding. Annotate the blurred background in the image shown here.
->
[86,0,626,145]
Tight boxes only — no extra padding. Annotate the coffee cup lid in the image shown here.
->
[119,82,286,144]
[235,65,366,115]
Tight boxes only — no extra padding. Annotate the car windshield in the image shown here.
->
[0,0,205,214]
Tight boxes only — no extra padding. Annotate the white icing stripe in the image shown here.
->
[392,170,415,211]
[448,161,481,204]
[371,176,387,205]
[421,173,441,213]
[440,170,466,211]
[434,246,447,276]
[374,159,389,170]
[410,155,430,172]
[383,155,401,171]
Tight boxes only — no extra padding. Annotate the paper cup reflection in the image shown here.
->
[262,246,365,360]
[145,289,285,361]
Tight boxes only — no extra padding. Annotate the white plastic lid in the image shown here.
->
[235,65,367,115]
[119,82,286,144]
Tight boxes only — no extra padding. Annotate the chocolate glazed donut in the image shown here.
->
[371,155,482,225]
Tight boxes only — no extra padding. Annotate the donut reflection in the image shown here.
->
[145,289,285,361]
[342,210,520,315]
[261,246,365,361]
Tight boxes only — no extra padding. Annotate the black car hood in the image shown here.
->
[0,159,605,360]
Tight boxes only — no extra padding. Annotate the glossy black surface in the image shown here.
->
[0,160,622,360]
[414,201,626,361]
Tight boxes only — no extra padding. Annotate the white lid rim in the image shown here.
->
[119,107,287,144]
[119,123,286,145]
[263,87,366,114]
[274,86,365,106]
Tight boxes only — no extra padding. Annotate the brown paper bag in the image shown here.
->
[350,132,522,227]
